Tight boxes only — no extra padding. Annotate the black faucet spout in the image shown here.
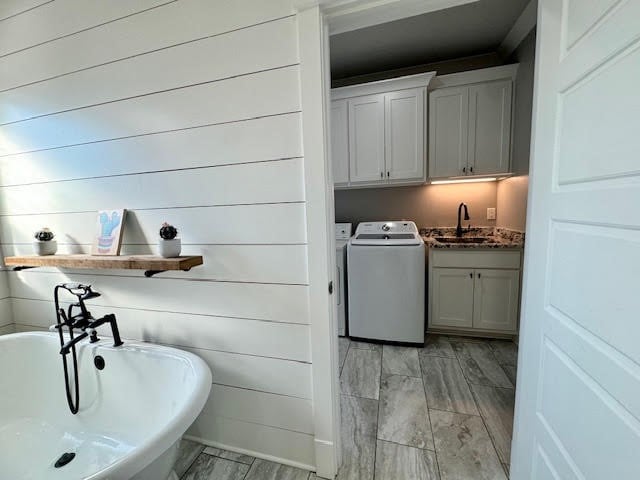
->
[60,331,89,355]
[88,313,124,347]
[456,203,470,237]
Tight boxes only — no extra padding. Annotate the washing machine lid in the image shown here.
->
[350,221,422,246]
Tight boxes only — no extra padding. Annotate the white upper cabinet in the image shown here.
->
[348,94,385,184]
[330,100,349,186]
[330,72,434,189]
[428,65,518,179]
[468,80,512,175]
[428,86,469,178]
[385,88,425,183]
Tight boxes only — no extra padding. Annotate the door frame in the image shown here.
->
[296,6,341,479]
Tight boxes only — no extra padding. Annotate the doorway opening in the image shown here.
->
[324,1,537,478]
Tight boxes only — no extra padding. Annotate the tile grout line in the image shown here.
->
[455,338,514,478]
[420,351,442,479]
[469,385,509,467]
[179,444,205,479]
[373,343,383,480]
[418,340,448,479]
[427,406,482,417]
[202,450,255,467]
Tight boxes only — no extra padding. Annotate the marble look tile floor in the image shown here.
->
[175,440,315,480]
[339,334,517,480]
[174,334,517,480]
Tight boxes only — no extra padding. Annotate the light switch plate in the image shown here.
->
[487,207,496,220]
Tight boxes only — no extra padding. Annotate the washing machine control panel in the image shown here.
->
[355,221,418,235]
[351,221,421,245]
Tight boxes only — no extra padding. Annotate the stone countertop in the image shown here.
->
[421,227,524,249]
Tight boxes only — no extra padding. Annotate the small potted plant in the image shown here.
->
[159,222,181,258]
[33,228,57,256]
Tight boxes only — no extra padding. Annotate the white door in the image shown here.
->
[512,1,640,479]
[385,88,425,182]
[348,94,385,184]
[430,268,474,329]
[428,86,469,178]
[330,100,349,186]
[467,80,512,175]
[472,269,519,332]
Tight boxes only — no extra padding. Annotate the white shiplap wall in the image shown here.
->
[0,246,11,333]
[0,0,318,469]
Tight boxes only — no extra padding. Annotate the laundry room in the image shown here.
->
[332,1,535,478]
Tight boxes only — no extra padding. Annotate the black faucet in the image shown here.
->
[54,283,123,355]
[59,313,123,355]
[53,283,124,414]
[456,203,470,237]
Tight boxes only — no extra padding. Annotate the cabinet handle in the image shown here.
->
[470,166,474,173]
[462,167,466,174]
[387,171,390,178]
[477,273,481,278]
[469,272,473,278]
[380,172,383,178]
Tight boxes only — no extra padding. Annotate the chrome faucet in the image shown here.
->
[456,203,470,237]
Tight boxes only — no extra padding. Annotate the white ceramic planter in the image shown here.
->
[33,240,57,256]
[159,238,181,258]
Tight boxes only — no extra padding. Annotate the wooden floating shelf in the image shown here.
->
[4,254,204,277]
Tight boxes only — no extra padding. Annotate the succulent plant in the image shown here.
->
[159,222,178,240]
[34,228,55,242]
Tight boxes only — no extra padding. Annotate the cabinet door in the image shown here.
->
[385,88,425,182]
[467,80,512,175]
[331,100,350,186]
[348,94,385,184]
[472,269,519,332]
[431,268,474,328]
[428,86,469,178]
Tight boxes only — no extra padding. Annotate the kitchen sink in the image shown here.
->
[434,236,489,244]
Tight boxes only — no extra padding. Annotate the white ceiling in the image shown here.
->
[330,0,530,80]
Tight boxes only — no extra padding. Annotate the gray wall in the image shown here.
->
[495,29,536,231]
[332,52,502,88]
[509,29,536,175]
[335,182,498,228]
[496,175,529,231]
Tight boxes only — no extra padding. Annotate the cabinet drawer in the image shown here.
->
[430,250,521,269]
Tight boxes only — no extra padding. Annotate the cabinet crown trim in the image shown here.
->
[331,71,435,100]
[430,64,519,90]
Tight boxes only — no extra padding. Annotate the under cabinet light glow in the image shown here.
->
[430,177,498,185]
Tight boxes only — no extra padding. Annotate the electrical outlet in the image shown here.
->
[487,207,496,220]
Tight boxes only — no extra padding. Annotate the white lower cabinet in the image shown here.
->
[472,268,520,332]
[429,250,521,335]
[431,268,474,328]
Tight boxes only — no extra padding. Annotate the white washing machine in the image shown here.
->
[347,221,425,345]
[335,223,351,336]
